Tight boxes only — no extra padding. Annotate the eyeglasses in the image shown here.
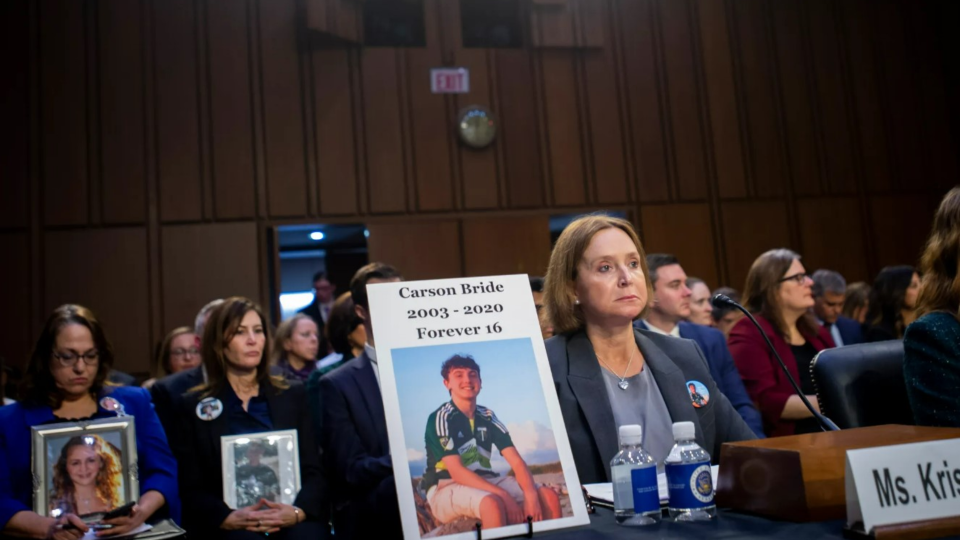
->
[171,348,201,358]
[778,272,810,285]
[52,350,100,368]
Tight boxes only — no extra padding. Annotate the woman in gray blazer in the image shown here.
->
[542,215,756,484]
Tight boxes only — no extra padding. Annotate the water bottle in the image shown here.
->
[665,421,716,521]
[610,424,661,526]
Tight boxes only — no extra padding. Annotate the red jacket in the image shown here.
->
[727,314,835,437]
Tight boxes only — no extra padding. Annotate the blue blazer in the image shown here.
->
[0,387,181,530]
[318,352,399,538]
[834,316,864,346]
[635,321,766,438]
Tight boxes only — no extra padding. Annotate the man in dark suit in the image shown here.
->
[299,272,336,355]
[636,254,765,437]
[812,269,863,347]
[319,262,403,539]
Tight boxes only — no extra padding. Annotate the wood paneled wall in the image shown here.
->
[2,0,956,374]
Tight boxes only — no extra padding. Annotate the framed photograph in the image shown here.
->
[32,417,139,518]
[221,430,300,509]
[368,275,590,540]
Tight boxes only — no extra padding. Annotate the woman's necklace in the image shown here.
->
[596,347,637,390]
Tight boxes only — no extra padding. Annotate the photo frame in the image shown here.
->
[221,430,301,509]
[32,417,139,518]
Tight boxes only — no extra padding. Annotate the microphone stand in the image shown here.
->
[713,294,840,432]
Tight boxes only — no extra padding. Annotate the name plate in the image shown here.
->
[846,438,960,533]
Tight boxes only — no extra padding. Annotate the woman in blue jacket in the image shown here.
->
[0,304,180,538]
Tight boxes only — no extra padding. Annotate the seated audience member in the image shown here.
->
[711,287,745,338]
[298,272,335,357]
[142,327,200,389]
[903,187,960,427]
[864,266,920,342]
[728,250,834,437]
[319,263,403,539]
[685,277,715,327]
[107,368,137,387]
[811,270,863,347]
[842,281,871,324]
[422,355,561,528]
[272,314,320,383]
[542,216,755,484]
[150,299,223,439]
[529,276,555,339]
[172,297,326,539]
[306,293,365,434]
[635,255,764,437]
[0,305,179,538]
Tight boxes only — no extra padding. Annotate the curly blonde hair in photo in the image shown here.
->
[50,435,123,514]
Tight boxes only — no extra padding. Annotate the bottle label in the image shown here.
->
[666,462,714,509]
[630,467,659,513]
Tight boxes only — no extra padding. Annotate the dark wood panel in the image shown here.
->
[305,0,362,42]
[640,203,719,288]
[361,49,407,214]
[796,198,868,282]
[40,0,89,226]
[619,0,670,202]
[99,0,147,224]
[697,0,746,199]
[456,50,500,210]
[0,233,32,370]
[207,0,257,219]
[160,222,262,334]
[659,0,707,200]
[259,0,309,218]
[154,0,203,223]
[771,0,820,196]
[721,200,791,290]
[531,1,575,48]
[577,0,605,48]
[868,195,936,270]
[806,0,856,195]
[540,51,587,206]
[44,228,151,374]
[0,0,29,229]
[496,50,544,208]
[582,45,628,205]
[840,0,892,193]
[462,216,551,277]
[313,49,359,215]
[366,220,462,280]
[731,0,785,198]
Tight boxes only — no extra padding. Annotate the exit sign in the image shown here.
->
[430,68,470,94]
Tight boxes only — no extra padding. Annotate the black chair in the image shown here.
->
[810,341,914,429]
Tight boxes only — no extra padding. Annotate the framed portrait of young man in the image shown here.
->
[31,417,139,518]
[368,275,590,540]
[221,430,301,509]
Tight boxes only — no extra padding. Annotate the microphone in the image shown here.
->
[712,294,840,432]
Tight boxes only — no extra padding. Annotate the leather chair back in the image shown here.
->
[810,341,914,429]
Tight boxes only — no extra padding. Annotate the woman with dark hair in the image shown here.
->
[863,266,921,341]
[727,249,835,437]
[542,215,754,484]
[904,187,960,427]
[272,314,320,383]
[842,282,871,325]
[49,435,123,515]
[142,327,199,389]
[0,304,179,538]
[172,297,327,539]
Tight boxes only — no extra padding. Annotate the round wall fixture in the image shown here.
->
[457,105,497,149]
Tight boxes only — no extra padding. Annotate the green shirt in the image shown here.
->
[422,400,514,491]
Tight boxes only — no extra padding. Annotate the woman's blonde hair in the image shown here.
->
[271,313,316,367]
[155,326,195,377]
[915,186,960,320]
[543,214,653,334]
[51,435,123,514]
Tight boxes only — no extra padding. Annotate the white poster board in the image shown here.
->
[368,275,590,539]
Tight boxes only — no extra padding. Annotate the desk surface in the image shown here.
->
[539,508,960,540]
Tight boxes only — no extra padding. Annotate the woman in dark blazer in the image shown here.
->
[864,266,921,342]
[172,297,327,539]
[727,249,835,437]
[542,215,756,484]
[904,187,960,427]
[0,305,179,539]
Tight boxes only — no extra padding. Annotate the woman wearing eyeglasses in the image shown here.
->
[727,249,836,437]
[0,304,179,539]
[142,327,200,389]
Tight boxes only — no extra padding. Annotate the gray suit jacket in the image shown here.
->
[546,328,756,484]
